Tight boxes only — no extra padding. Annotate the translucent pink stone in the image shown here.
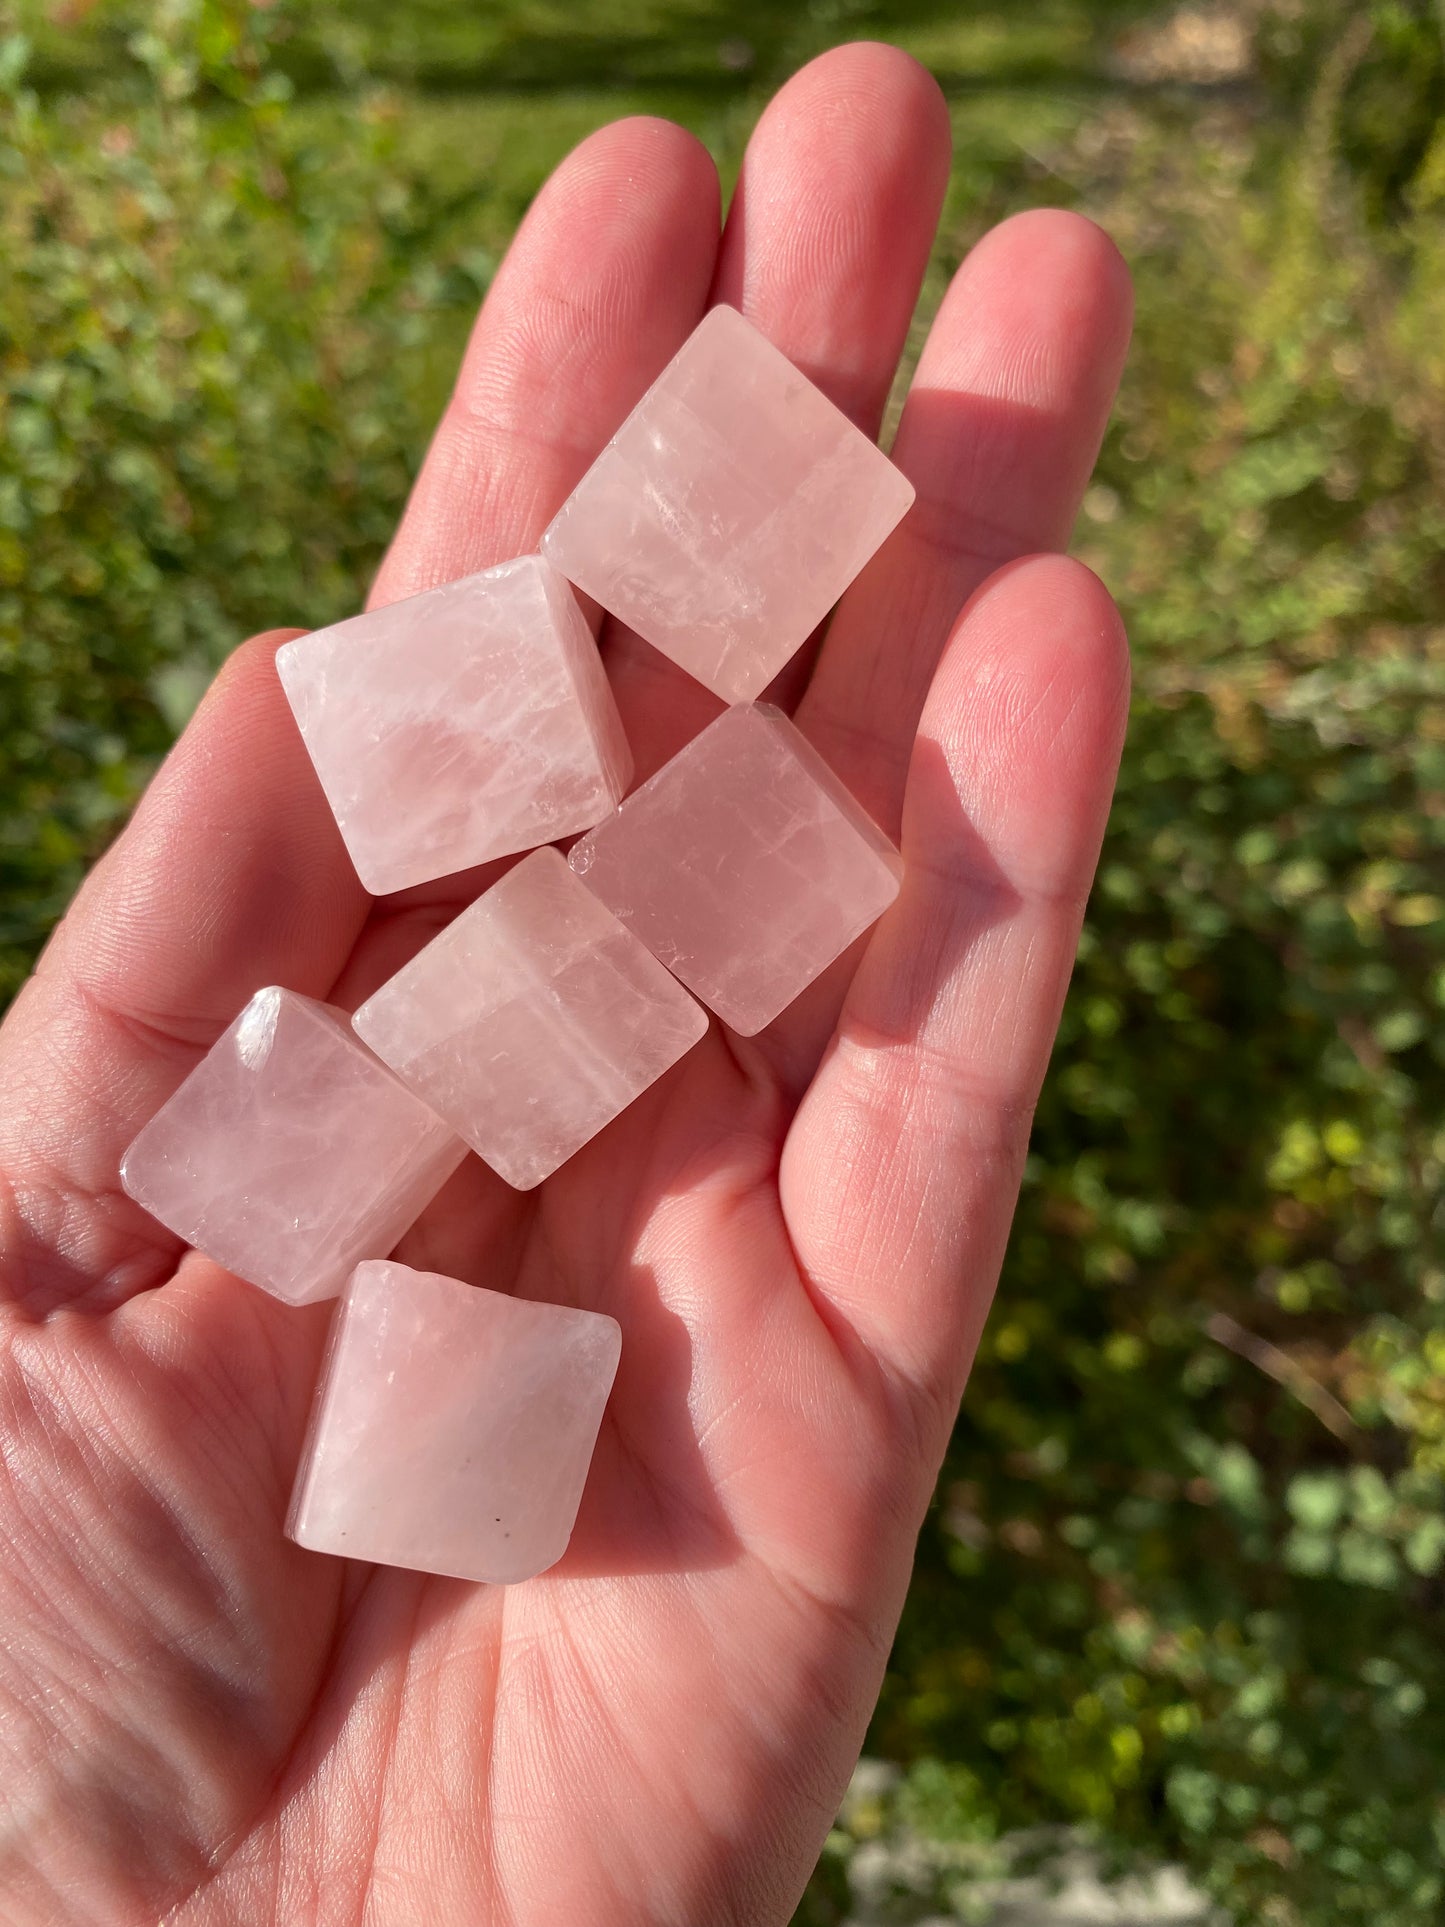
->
[352,848,708,1190]
[120,988,466,1305]
[276,555,632,896]
[288,1260,620,1584]
[540,305,915,703]
[569,703,903,1036]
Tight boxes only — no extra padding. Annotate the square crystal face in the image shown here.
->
[569,704,903,1035]
[352,848,708,1190]
[541,306,915,703]
[287,1261,621,1584]
[276,554,632,896]
[120,988,465,1305]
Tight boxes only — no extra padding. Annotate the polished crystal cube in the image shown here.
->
[120,988,465,1304]
[352,848,708,1190]
[277,554,632,896]
[569,703,903,1035]
[541,305,915,702]
[288,1260,621,1584]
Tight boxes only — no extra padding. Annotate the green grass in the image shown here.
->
[3,3,1444,1921]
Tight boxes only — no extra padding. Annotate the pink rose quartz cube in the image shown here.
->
[276,555,632,896]
[288,1260,621,1584]
[353,848,708,1190]
[569,703,903,1036]
[541,305,915,703]
[120,988,466,1305]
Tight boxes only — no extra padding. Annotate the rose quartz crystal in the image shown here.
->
[120,988,466,1305]
[569,703,903,1035]
[352,848,708,1189]
[540,305,915,703]
[276,555,632,896]
[288,1260,621,1584]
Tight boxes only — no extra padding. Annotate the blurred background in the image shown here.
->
[2,1,1443,1921]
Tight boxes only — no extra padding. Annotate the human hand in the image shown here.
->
[0,45,1132,1927]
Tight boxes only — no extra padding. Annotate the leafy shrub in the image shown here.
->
[0,0,482,991]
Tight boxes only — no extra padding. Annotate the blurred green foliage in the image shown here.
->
[3,2,1443,1922]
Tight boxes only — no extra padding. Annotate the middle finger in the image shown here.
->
[599,42,953,782]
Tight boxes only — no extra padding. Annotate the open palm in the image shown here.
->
[0,46,1133,1927]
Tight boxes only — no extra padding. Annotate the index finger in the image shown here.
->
[371,117,720,607]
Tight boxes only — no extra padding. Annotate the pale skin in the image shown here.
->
[0,45,1134,1927]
